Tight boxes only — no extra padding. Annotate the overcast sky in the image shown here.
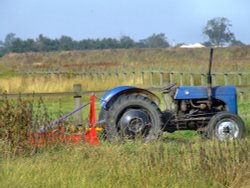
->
[1,0,249,44]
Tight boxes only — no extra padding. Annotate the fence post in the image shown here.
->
[170,72,174,84]
[150,72,154,86]
[132,71,136,85]
[179,73,183,85]
[239,91,244,102]
[201,73,205,85]
[123,72,127,82]
[190,74,194,86]
[224,73,228,85]
[73,84,83,125]
[141,72,145,85]
[160,72,163,86]
[238,73,242,85]
[115,72,119,81]
[212,74,216,85]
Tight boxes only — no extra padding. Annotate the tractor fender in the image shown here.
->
[100,86,160,109]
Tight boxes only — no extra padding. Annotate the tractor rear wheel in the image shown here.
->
[98,108,109,139]
[207,111,246,141]
[105,94,163,142]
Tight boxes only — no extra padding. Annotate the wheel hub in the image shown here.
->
[120,109,150,133]
[216,119,239,141]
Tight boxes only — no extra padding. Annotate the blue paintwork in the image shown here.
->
[100,86,136,108]
[175,86,237,113]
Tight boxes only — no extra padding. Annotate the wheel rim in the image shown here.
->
[215,118,239,141]
[119,109,151,135]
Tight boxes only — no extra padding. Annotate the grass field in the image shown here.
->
[0,91,249,187]
[1,46,250,73]
[1,140,249,188]
[0,47,250,187]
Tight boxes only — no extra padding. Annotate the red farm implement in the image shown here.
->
[30,95,100,146]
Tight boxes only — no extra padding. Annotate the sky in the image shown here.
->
[0,0,250,45]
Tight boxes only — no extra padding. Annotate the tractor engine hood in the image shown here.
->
[174,86,237,113]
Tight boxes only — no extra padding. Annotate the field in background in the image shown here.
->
[0,46,250,93]
[0,46,250,74]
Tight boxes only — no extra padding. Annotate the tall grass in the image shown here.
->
[0,75,139,93]
[0,96,33,156]
[0,96,76,157]
[0,140,249,188]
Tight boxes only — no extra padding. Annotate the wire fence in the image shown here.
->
[21,70,250,87]
[1,70,249,122]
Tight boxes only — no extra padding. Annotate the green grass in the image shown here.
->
[0,140,249,188]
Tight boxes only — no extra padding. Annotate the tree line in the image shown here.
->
[0,33,170,57]
[0,17,246,57]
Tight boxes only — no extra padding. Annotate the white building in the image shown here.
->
[180,43,205,48]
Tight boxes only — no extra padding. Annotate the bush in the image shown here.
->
[0,96,33,156]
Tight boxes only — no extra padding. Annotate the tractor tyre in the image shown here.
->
[105,94,163,142]
[98,108,109,139]
[207,111,246,141]
[99,108,108,123]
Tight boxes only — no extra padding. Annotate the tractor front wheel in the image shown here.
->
[207,111,246,141]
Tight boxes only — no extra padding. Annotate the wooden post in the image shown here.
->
[108,72,112,81]
[190,74,194,86]
[150,72,154,86]
[212,74,216,85]
[201,74,205,86]
[73,84,83,125]
[123,72,127,82]
[239,91,244,102]
[141,72,145,85]
[101,72,105,82]
[94,72,98,80]
[170,72,174,84]
[160,72,163,86]
[238,73,242,85]
[224,73,228,85]
[179,73,183,85]
[114,72,118,80]
[132,71,136,85]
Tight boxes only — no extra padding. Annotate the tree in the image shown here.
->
[202,41,213,47]
[120,36,135,48]
[140,33,170,48]
[36,34,59,51]
[0,40,4,47]
[203,17,235,46]
[0,40,5,57]
[25,39,38,52]
[230,39,245,46]
[59,36,74,51]
[4,33,17,50]
[11,38,24,52]
[99,38,120,49]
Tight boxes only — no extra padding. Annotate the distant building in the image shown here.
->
[180,43,205,48]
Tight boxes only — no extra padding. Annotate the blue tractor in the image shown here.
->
[98,49,246,142]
